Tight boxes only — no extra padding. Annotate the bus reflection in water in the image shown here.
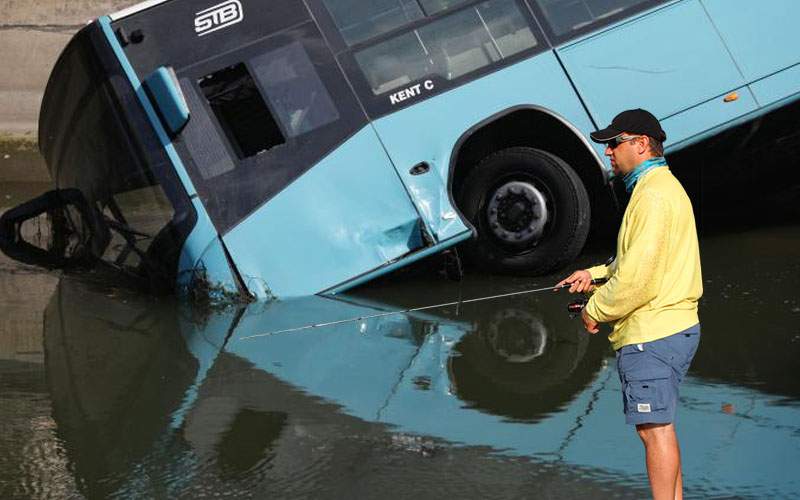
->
[44,275,800,497]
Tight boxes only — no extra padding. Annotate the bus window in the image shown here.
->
[250,42,340,138]
[322,0,424,46]
[99,184,175,271]
[355,32,429,95]
[199,63,286,159]
[479,0,542,55]
[355,0,538,96]
[418,0,471,14]
[532,0,655,37]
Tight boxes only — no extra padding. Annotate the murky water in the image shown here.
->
[2,137,800,499]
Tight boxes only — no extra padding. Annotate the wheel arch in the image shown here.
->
[447,105,617,234]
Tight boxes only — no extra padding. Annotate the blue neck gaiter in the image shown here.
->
[623,157,667,193]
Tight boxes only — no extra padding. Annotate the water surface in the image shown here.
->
[1,137,799,499]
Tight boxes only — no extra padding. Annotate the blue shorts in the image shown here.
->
[616,324,701,425]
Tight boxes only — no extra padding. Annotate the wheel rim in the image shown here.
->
[486,180,549,248]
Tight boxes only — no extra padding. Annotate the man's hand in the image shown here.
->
[581,308,600,334]
[554,269,596,293]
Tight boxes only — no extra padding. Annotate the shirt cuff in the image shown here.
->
[586,264,610,281]
[584,298,602,324]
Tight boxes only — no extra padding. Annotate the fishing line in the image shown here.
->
[240,283,575,340]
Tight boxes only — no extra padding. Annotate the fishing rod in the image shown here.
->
[240,279,607,340]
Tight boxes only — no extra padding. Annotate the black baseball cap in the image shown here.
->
[590,108,667,143]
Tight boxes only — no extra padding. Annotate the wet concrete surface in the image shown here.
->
[0,1,136,134]
[1,121,800,499]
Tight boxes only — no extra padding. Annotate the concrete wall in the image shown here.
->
[0,1,135,136]
[0,3,138,359]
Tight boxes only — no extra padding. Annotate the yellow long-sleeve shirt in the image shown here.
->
[585,166,702,350]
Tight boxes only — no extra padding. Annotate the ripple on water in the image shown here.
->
[0,394,79,499]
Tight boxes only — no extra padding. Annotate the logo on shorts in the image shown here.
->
[637,403,652,413]
[194,0,243,37]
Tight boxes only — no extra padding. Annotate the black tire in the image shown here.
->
[458,147,590,275]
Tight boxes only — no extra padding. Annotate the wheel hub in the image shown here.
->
[486,181,548,246]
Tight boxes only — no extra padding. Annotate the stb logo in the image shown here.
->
[194,0,243,37]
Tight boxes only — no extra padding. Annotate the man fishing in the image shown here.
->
[556,109,702,500]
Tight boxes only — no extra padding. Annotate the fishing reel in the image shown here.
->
[567,297,590,315]
[566,278,608,317]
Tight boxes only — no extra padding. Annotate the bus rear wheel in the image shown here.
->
[458,147,590,275]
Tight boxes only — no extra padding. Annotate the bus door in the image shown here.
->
[548,0,757,145]
[115,0,426,298]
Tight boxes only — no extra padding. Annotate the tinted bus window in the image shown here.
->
[532,0,654,37]
[322,0,424,46]
[250,42,340,138]
[100,184,175,271]
[354,0,538,96]
[419,0,471,14]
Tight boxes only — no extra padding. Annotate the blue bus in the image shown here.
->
[8,0,800,300]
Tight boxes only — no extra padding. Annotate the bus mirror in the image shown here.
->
[143,66,190,136]
[0,188,109,270]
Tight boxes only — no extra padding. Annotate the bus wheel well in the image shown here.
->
[451,109,616,233]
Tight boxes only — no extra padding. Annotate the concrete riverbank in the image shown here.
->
[0,1,133,138]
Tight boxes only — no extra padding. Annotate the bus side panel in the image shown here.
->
[701,0,800,84]
[660,85,758,150]
[557,0,745,127]
[222,127,424,299]
[180,230,240,297]
[176,198,237,292]
[701,0,800,107]
[371,52,603,239]
[749,65,800,111]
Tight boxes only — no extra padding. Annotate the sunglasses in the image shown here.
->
[605,134,642,150]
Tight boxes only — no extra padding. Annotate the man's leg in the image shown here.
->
[636,423,681,500]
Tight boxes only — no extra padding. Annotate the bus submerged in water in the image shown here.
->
[6,0,800,300]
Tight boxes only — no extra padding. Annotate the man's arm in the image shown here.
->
[586,261,614,281]
[585,194,673,323]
